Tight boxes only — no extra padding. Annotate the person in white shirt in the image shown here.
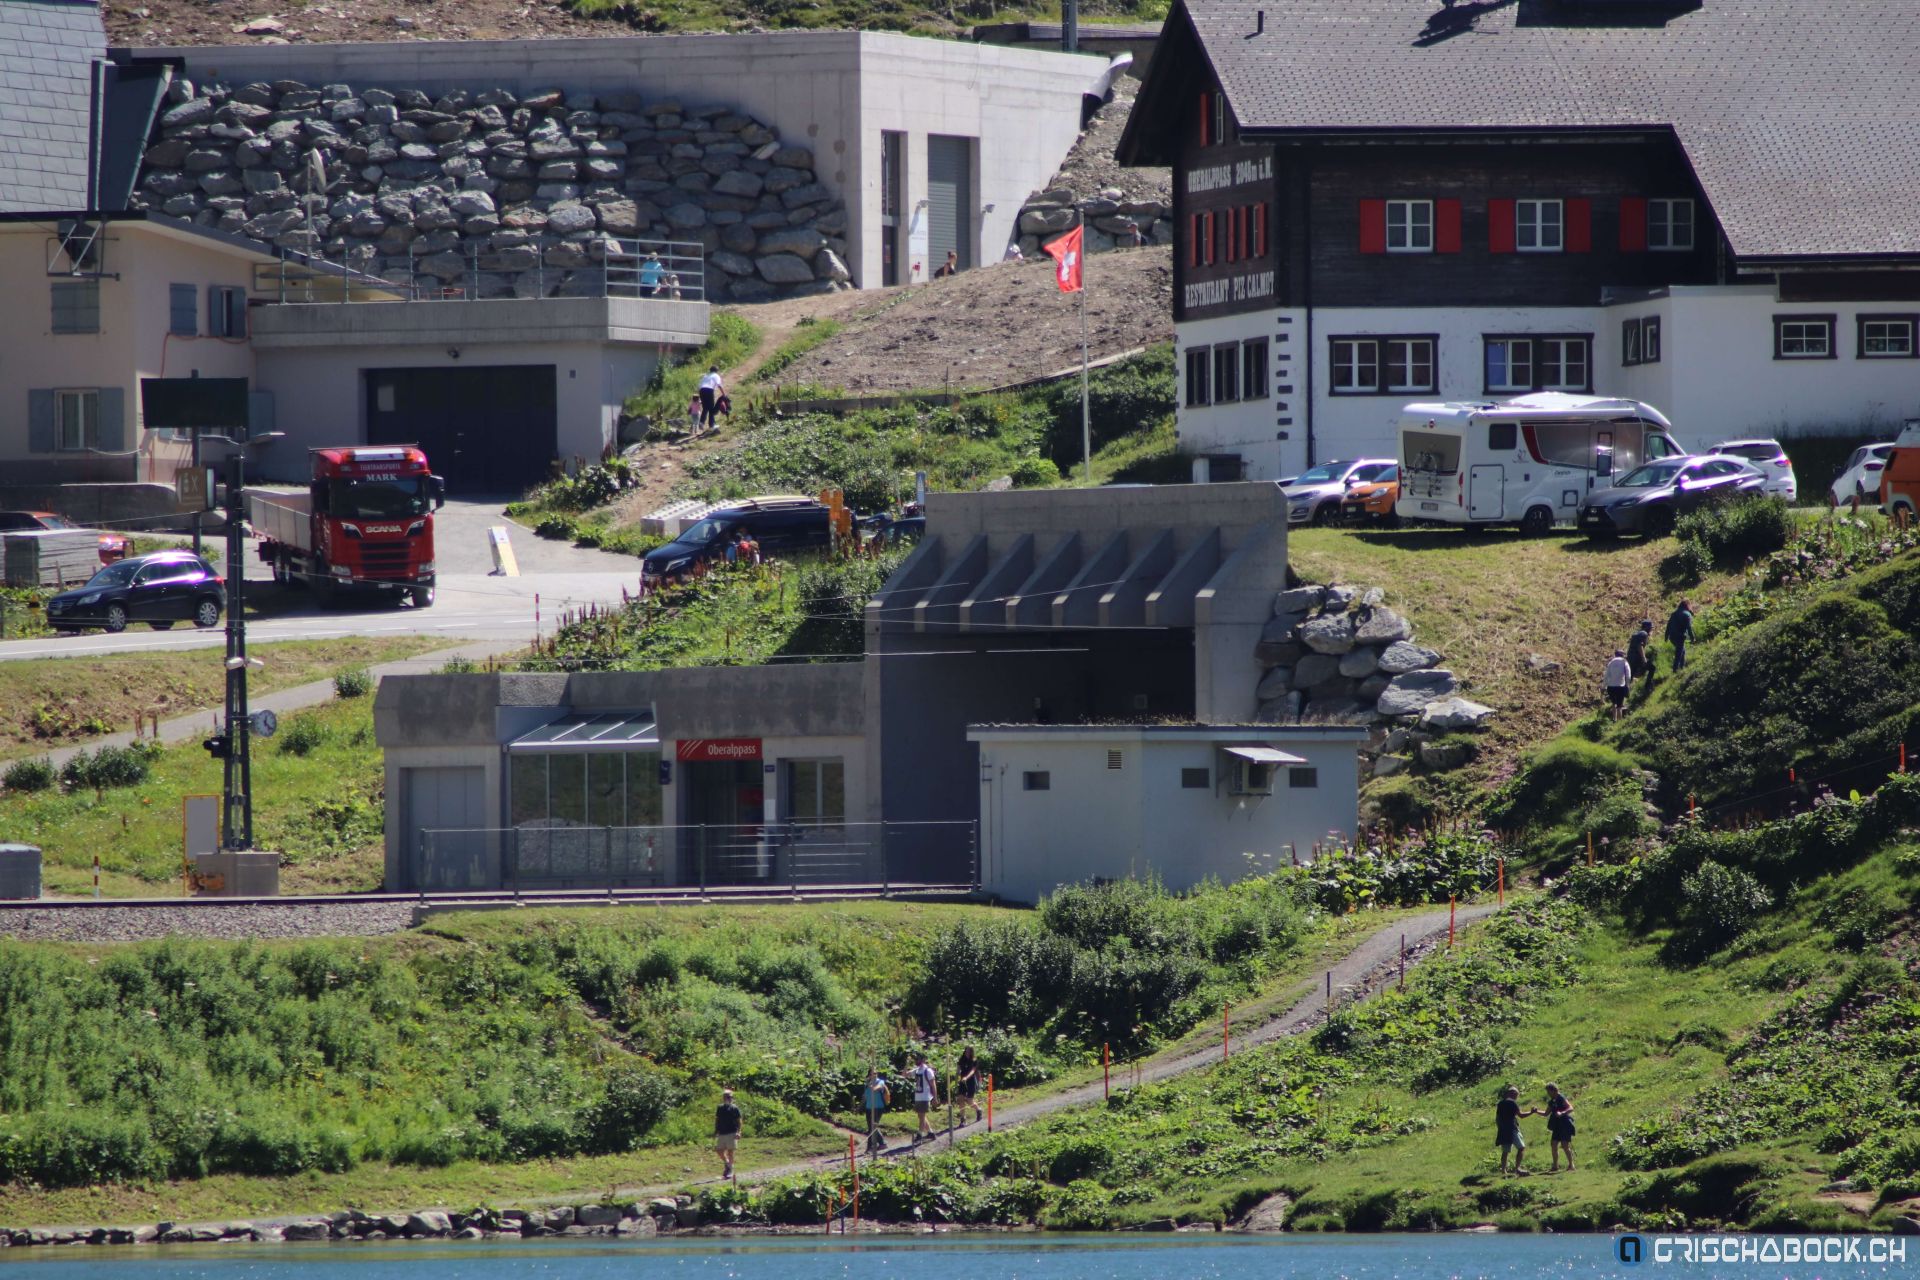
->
[697,366,724,431]
[1603,649,1631,720]
[910,1051,937,1140]
[1004,243,1024,262]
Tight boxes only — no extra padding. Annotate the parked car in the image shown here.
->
[1705,438,1798,502]
[0,510,128,565]
[1576,456,1768,538]
[1339,464,1401,527]
[1281,458,1396,525]
[43,550,225,632]
[642,495,836,581]
[1875,422,1920,521]
[1831,442,1894,508]
[860,512,927,547]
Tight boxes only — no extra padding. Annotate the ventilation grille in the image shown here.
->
[1107,750,1124,770]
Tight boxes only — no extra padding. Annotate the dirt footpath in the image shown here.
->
[743,246,1173,395]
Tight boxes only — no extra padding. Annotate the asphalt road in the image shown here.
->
[0,500,646,662]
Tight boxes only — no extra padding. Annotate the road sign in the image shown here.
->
[175,466,214,511]
[488,525,520,577]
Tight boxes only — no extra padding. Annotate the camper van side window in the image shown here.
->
[1488,422,1517,451]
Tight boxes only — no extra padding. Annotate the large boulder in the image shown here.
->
[755,253,814,284]
[1338,647,1380,678]
[1418,739,1479,770]
[1419,697,1496,731]
[1376,641,1441,675]
[758,226,824,258]
[1260,612,1304,644]
[576,1205,624,1227]
[1372,754,1411,778]
[1290,652,1343,690]
[1254,639,1303,669]
[1298,612,1357,655]
[1376,669,1460,718]
[1236,1193,1293,1233]
[1274,586,1326,615]
[1352,605,1413,645]
[1254,666,1291,700]
[406,1212,452,1237]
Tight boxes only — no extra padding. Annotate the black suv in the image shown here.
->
[643,497,836,581]
[44,551,225,633]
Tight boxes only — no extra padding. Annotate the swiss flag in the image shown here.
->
[1043,225,1083,293]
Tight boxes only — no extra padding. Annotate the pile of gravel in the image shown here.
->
[0,900,418,943]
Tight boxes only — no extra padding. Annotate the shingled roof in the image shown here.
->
[1143,0,1920,263]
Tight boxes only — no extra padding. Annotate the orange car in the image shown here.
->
[0,511,129,565]
[1339,465,1401,528]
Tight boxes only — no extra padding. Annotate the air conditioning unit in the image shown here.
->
[1226,757,1275,796]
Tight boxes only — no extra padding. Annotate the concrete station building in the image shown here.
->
[375,483,1365,903]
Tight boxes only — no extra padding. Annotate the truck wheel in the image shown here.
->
[104,603,128,633]
[1519,505,1555,537]
[411,584,435,608]
[193,598,222,629]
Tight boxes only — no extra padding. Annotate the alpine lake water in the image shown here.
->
[0,1232,1905,1279]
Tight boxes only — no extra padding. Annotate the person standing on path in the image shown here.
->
[714,1088,743,1180]
[1544,1083,1576,1172]
[956,1045,983,1124]
[1666,600,1696,672]
[697,365,725,432]
[1496,1085,1539,1174]
[862,1068,890,1153]
[910,1051,937,1141]
[1625,619,1654,691]
[1604,649,1632,720]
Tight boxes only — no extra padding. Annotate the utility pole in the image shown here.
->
[221,452,252,850]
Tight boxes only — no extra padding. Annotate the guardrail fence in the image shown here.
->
[253,237,706,304]
[415,820,977,895]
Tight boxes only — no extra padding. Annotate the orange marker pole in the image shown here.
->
[1789,766,1796,785]
[1689,794,1696,817]
[1497,857,1505,906]
[1103,1043,1111,1100]
[985,1074,994,1131]
[1587,831,1595,867]
[1448,895,1456,948]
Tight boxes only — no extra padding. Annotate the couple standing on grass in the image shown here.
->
[1495,1083,1576,1174]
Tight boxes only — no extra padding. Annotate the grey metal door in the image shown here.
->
[405,765,488,890]
[927,135,973,271]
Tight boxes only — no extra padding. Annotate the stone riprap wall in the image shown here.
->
[1255,583,1495,778]
[1012,184,1171,258]
[129,77,851,302]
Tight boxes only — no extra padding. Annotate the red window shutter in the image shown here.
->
[1199,91,1211,147]
[1358,199,1387,254]
[1254,203,1268,257]
[1619,197,1648,252]
[1236,206,1247,260]
[1188,213,1201,268]
[1566,198,1592,252]
[1488,198,1516,253]
[1435,198,1462,253]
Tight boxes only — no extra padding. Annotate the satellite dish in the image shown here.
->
[249,709,278,738]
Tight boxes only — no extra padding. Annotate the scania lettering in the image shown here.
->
[1395,393,1686,535]
[247,446,445,607]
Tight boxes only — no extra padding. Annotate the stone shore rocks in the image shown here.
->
[130,80,852,303]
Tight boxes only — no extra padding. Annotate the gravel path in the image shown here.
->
[0,900,419,943]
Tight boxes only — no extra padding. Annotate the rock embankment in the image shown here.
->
[131,78,851,302]
[1007,83,1171,259]
[1255,582,1495,778]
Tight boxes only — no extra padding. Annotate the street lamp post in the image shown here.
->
[221,452,252,850]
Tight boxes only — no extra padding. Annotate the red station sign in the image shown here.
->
[676,738,763,762]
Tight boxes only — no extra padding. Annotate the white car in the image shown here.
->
[1829,443,1894,508]
[1706,438,1797,503]
[1280,458,1397,525]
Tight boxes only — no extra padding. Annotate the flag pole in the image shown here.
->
[1079,209,1091,484]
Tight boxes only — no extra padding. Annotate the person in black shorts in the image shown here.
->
[1496,1085,1539,1174]
[956,1045,982,1123]
[1544,1083,1576,1171]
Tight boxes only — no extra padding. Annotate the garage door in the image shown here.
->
[927,134,974,272]
[366,365,557,495]
[404,765,489,891]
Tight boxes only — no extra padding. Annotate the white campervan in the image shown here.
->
[1395,393,1687,533]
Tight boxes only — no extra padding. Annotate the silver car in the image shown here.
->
[1707,438,1798,503]
[1281,458,1397,525]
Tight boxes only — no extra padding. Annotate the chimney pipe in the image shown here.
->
[1255,8,1265,34]
[1063,0,1079,52]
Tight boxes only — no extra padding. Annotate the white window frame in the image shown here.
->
[1384,338,1435,393]
[1859,315,1916,359]
[1537,337,1591,391]
[1330,338,1379,394]
[1385,199,1434,253]
[208,285,248,338]
[1622,318,1643,367]
[1647,198,1695,251]
[1516,199,1564,253]
[784,758,845,825]
[54,388,99,452]
[1775,316,1834,359]
[1485,338,1534,392]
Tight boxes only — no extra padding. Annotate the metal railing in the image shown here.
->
[414,820,977,895]
[253,237,706,304]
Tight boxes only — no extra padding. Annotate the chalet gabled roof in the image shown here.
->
[1135,0,1920,263]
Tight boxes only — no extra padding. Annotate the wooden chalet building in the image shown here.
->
[1118,0,1920,480]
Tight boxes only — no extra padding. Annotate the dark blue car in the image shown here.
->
[44,551,225,633]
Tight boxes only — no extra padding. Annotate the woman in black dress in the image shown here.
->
[1544,1083,1576,1171]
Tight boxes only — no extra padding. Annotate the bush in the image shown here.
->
[1673,495,1793,567]
[1666,860,1771,961]
[333,667,373,699]
[581,1067,678,1153]
[2,756,55,792]
[1040,345,1174,469]
[534,514,578,540]
[275,712,331,757]
[1666,537,1712,585]
[440,656,478,674]
[1009,456,1061,487]
[58,742,158,792]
